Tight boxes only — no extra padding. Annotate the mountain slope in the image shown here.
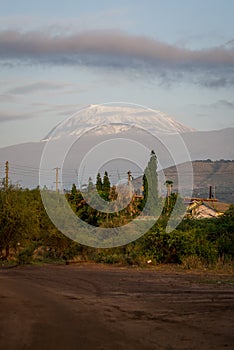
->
[43,104,195,140]
[0,105,233,195]
[162,160,234,203]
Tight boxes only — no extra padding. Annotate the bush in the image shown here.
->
[181,255,205,269]
[17,246,34,265]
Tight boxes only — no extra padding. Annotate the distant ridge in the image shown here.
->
[162,160,234,203]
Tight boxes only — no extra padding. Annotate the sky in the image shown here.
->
[0,0,234,147]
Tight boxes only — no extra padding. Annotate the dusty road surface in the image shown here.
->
[0,264,233,350]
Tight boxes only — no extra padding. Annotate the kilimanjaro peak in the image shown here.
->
[43,104,195,141]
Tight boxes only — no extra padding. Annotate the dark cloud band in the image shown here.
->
[1,30,234,87]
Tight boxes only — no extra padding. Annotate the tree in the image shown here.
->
[71,183,77,196]
[143,150,159,215]
[96,173,103,192]
[224,204,234,218]
[0,187,33,259]
[102,171,111,201]
[87,177,94,193]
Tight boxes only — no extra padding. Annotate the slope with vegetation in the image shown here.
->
[163,160,234,203]
[0,154,233,270]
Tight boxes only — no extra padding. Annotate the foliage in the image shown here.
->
[143,150,159,216]
[0,160,233,270]
[0,187,81,262]
[0,187,34,258]
[17,245,35,265]
[102,171,111,201]
[96,173,102,192]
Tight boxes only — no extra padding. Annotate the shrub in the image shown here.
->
[17,246,34,265]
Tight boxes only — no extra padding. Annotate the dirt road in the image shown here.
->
[0,264,233,350]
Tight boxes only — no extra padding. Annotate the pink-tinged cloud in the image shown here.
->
[0,30,234,86]
[7,81,71,94]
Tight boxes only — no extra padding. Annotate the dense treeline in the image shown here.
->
[0,186,82,264]
[0,185,233,268]
[0,151,233,268]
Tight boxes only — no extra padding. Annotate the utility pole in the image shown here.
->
[5,161,9,190]
[127,170,134,215]
[209,185,213,199]
[127,170,133,195]
[54,167,60,192]
[127,170,132,184]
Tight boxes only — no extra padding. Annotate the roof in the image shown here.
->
[186,200,225,219]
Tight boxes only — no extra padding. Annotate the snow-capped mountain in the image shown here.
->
[43,104,195,140]
[0,103,233,191]
[0,127,233,194]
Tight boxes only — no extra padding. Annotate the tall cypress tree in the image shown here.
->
[96,173,103,192]
[102,171,111,201]
[143,150,159,215]
[71,183,77,196]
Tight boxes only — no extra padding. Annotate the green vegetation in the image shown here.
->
[0,186,82,264]
[142,150,159,216]
[0,153,233,270]
[0,186,233,270]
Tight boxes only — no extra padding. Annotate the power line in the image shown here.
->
[2,160,234,190]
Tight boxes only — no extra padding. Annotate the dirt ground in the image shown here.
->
[0,264,233,350]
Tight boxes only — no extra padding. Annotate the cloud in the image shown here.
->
[212,99,234,109]
[6,81,71,95]
[1,29,233,66]
[0,30,234,87]
[219,99,234,108]
[224,39,234,49]
[0,94,15,102]
[0,110,37,122]
[0,102,84,123]
[195,99,234,111]
[198,73,234,88]
[32,102,80,116]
